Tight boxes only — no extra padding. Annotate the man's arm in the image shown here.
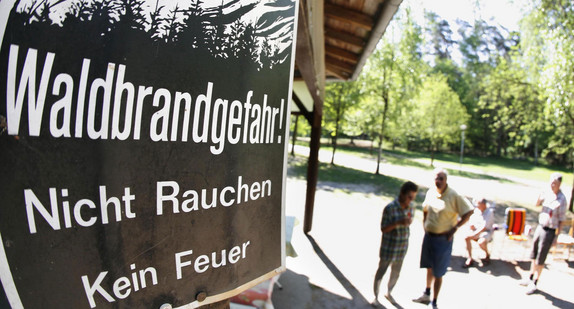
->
[447,210,473,241]
[535,193,544,207]
[381,218,410,233]
[381,207,411,233]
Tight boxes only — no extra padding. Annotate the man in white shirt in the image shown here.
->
[462,198,494,268]
[520,173,567,295]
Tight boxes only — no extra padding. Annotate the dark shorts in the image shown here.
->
[530,225,556,265]
[420,232,453,278]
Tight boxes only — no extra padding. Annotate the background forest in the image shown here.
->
[298,0,574,172]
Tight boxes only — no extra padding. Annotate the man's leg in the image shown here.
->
[433,274,443,300]
[426,267,434,289]
[523,227,541,283]
[373,259,391,300]
[387,260,404,294]
[412,268,433,304]
[533,263,544,281]
[527,230,555,294]
[464,236,473,260]
[478,237,490,260]
[413,234,433,304]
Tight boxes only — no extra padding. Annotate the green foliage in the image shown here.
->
[520,0,574,166]
[290,114,311,137]
[411,74,469,155]
[323,81,361,137]
[477,56,546,158]
[319,1,574,170]
[357,10,427,151]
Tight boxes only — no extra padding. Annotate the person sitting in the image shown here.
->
[462,197,494,268]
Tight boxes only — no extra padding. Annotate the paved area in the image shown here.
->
[271,147,574,309]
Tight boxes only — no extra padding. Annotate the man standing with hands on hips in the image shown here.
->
[413,168,473,309]
[520,172,567,295]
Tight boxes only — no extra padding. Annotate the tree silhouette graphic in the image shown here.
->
[6,0,295,70]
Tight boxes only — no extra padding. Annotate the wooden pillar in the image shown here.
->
[303,109,322,234]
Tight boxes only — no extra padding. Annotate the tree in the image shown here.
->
[521,0,574,210]
[477,57,545,158]
[323,81,360,165]
[424,11,455,62]
[362,40,396,174]
[358,9,426,173]
[411,74,469,166]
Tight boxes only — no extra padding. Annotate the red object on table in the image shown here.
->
[230,276,278,308]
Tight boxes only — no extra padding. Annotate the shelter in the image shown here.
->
[293,0,403,233]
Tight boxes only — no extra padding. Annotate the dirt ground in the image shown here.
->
[270,145,574,309]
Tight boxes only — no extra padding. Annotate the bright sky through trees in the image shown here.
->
[404,0,524,32]
[396,0,526,64]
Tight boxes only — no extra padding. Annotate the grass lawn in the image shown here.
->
[294,138,573,186]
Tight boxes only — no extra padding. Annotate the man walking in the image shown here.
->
[372,181,418,307]
[520,172,567,294]
[413,168,473,309]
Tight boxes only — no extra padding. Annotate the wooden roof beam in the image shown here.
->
[325,45,360,63]
[295,0,323,117]
[351,0,403,80]
[325,3,374,30]
[325,27,366,49]
[326,66,350,80]
[326,55,355,74]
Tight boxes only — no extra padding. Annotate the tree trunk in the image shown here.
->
[430,144,435,167]
[534,136,538,165]
[375,95,389,175]
[570,177,573,213]
[331,120,340,166]
[291,115,299,156]
[376,135,383,175]
[331,135,337,165]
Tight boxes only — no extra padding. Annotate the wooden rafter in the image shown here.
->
[324,26,366,49]
[325,2,374,30]
[326,55,355,74]
[325,45,360,63]
[326,66,350,80]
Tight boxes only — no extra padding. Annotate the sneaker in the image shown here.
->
[371,298,382,307]
[428,302,438,309]
[412,293,431,304]
[526,282,537,295]
[384,293,397,304]
[482,255,491,266]
[462,259,474,268]
[519,278,531,286]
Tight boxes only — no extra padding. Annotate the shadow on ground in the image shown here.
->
[272,234,378,309]
[449,255,529,279]
[534,289,574,308]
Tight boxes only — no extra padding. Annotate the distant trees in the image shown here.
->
[320,0,574,174]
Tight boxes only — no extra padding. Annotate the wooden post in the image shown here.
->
[304,109,322,234]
